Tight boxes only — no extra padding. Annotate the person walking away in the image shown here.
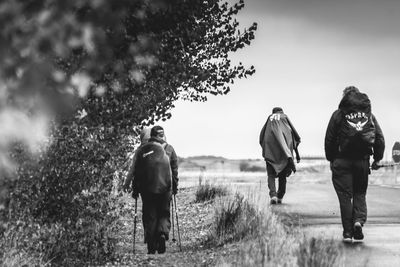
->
[325,86,385,243]
[132,126,178,254]
[259,107,301,204]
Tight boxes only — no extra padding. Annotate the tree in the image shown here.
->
[0,0,256,173]
[1,0,257,264]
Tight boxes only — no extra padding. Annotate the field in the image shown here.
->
[178,156,400,188]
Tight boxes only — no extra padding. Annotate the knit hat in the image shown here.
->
[272,107,283,113]
[150,125,164,137]
[343,86,359,96]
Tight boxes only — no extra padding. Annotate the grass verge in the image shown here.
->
[206,190,343,266]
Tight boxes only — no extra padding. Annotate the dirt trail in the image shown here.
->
[106,187,233,266]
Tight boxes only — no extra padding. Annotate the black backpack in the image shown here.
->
[135,141,172,193]
[338,92,375,155]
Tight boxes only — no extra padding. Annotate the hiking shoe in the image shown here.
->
[353,222,364,240]
[342,237,352,243]
[270,196,278,205]
[342,232,353,243]
[147,242,156,254]
[277,198,283,204]
[158,234,166,254]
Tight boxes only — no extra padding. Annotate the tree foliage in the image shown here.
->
[0,0,256,129]
[1,0,257,264]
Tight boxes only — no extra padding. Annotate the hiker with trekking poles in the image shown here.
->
[127,125,180,254]
[325,86,385,243]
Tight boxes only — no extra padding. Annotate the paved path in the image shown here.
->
[184,170,400,266]
[269,182,400,267]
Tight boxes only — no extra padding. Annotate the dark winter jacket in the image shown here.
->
[259,112,301,175]
[325,96,385,162]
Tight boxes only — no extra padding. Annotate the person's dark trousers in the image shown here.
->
[141,191,172,253]
[331,158,369,236]
[266,162,287,199]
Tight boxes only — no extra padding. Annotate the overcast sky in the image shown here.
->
[158,0,400,160]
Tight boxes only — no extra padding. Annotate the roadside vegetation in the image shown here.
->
[195,182,228,203]
[204,187,343,266]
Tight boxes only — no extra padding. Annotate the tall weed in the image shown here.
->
[297,237,342,267]
[195,183,227,203]
[208,193,262,245]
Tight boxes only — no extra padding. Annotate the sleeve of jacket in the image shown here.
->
[372,114,385,161]
[132,149,143,193]
[286,116,301,147]
[259,120,268,146]
[124,162,134,190]
[325,110,341,162]
[124,150,140,190]
[167,145,179,190]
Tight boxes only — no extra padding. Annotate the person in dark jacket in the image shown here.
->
[132,125,179,254]
[259,107,301,204]
[325,86,385,243]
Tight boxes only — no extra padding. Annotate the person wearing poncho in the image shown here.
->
[259,107,301,204]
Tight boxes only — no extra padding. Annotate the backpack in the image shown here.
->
[338,92,375,155]
[136,141,172,193]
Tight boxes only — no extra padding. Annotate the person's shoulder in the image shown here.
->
[371,113,380,122]
[329,109,341,116]
[164,143,175,151]
[139,141,163,152]
[328,109,343,123]
[281,113,290,119]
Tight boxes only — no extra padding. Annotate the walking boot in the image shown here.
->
[147,243,156,254]
[353,222,364,241]
[157,234,166,254]
[342,232,353,243]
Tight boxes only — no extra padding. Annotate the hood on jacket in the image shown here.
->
[338,90,371,114]
[140,128,151,143]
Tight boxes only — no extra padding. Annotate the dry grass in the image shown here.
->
[209,188,343,267]
[208,193,261,245]
[297,237,343,267]
[195,182,228,203]
[1,248,47,267]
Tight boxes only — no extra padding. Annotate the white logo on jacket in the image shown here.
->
[270,114,281,121]
[143,151,154,157]
[347,119,368,131]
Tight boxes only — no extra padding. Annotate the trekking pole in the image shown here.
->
[171,200,176,242]
[173,195,182,251]
[133,198,138,254]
